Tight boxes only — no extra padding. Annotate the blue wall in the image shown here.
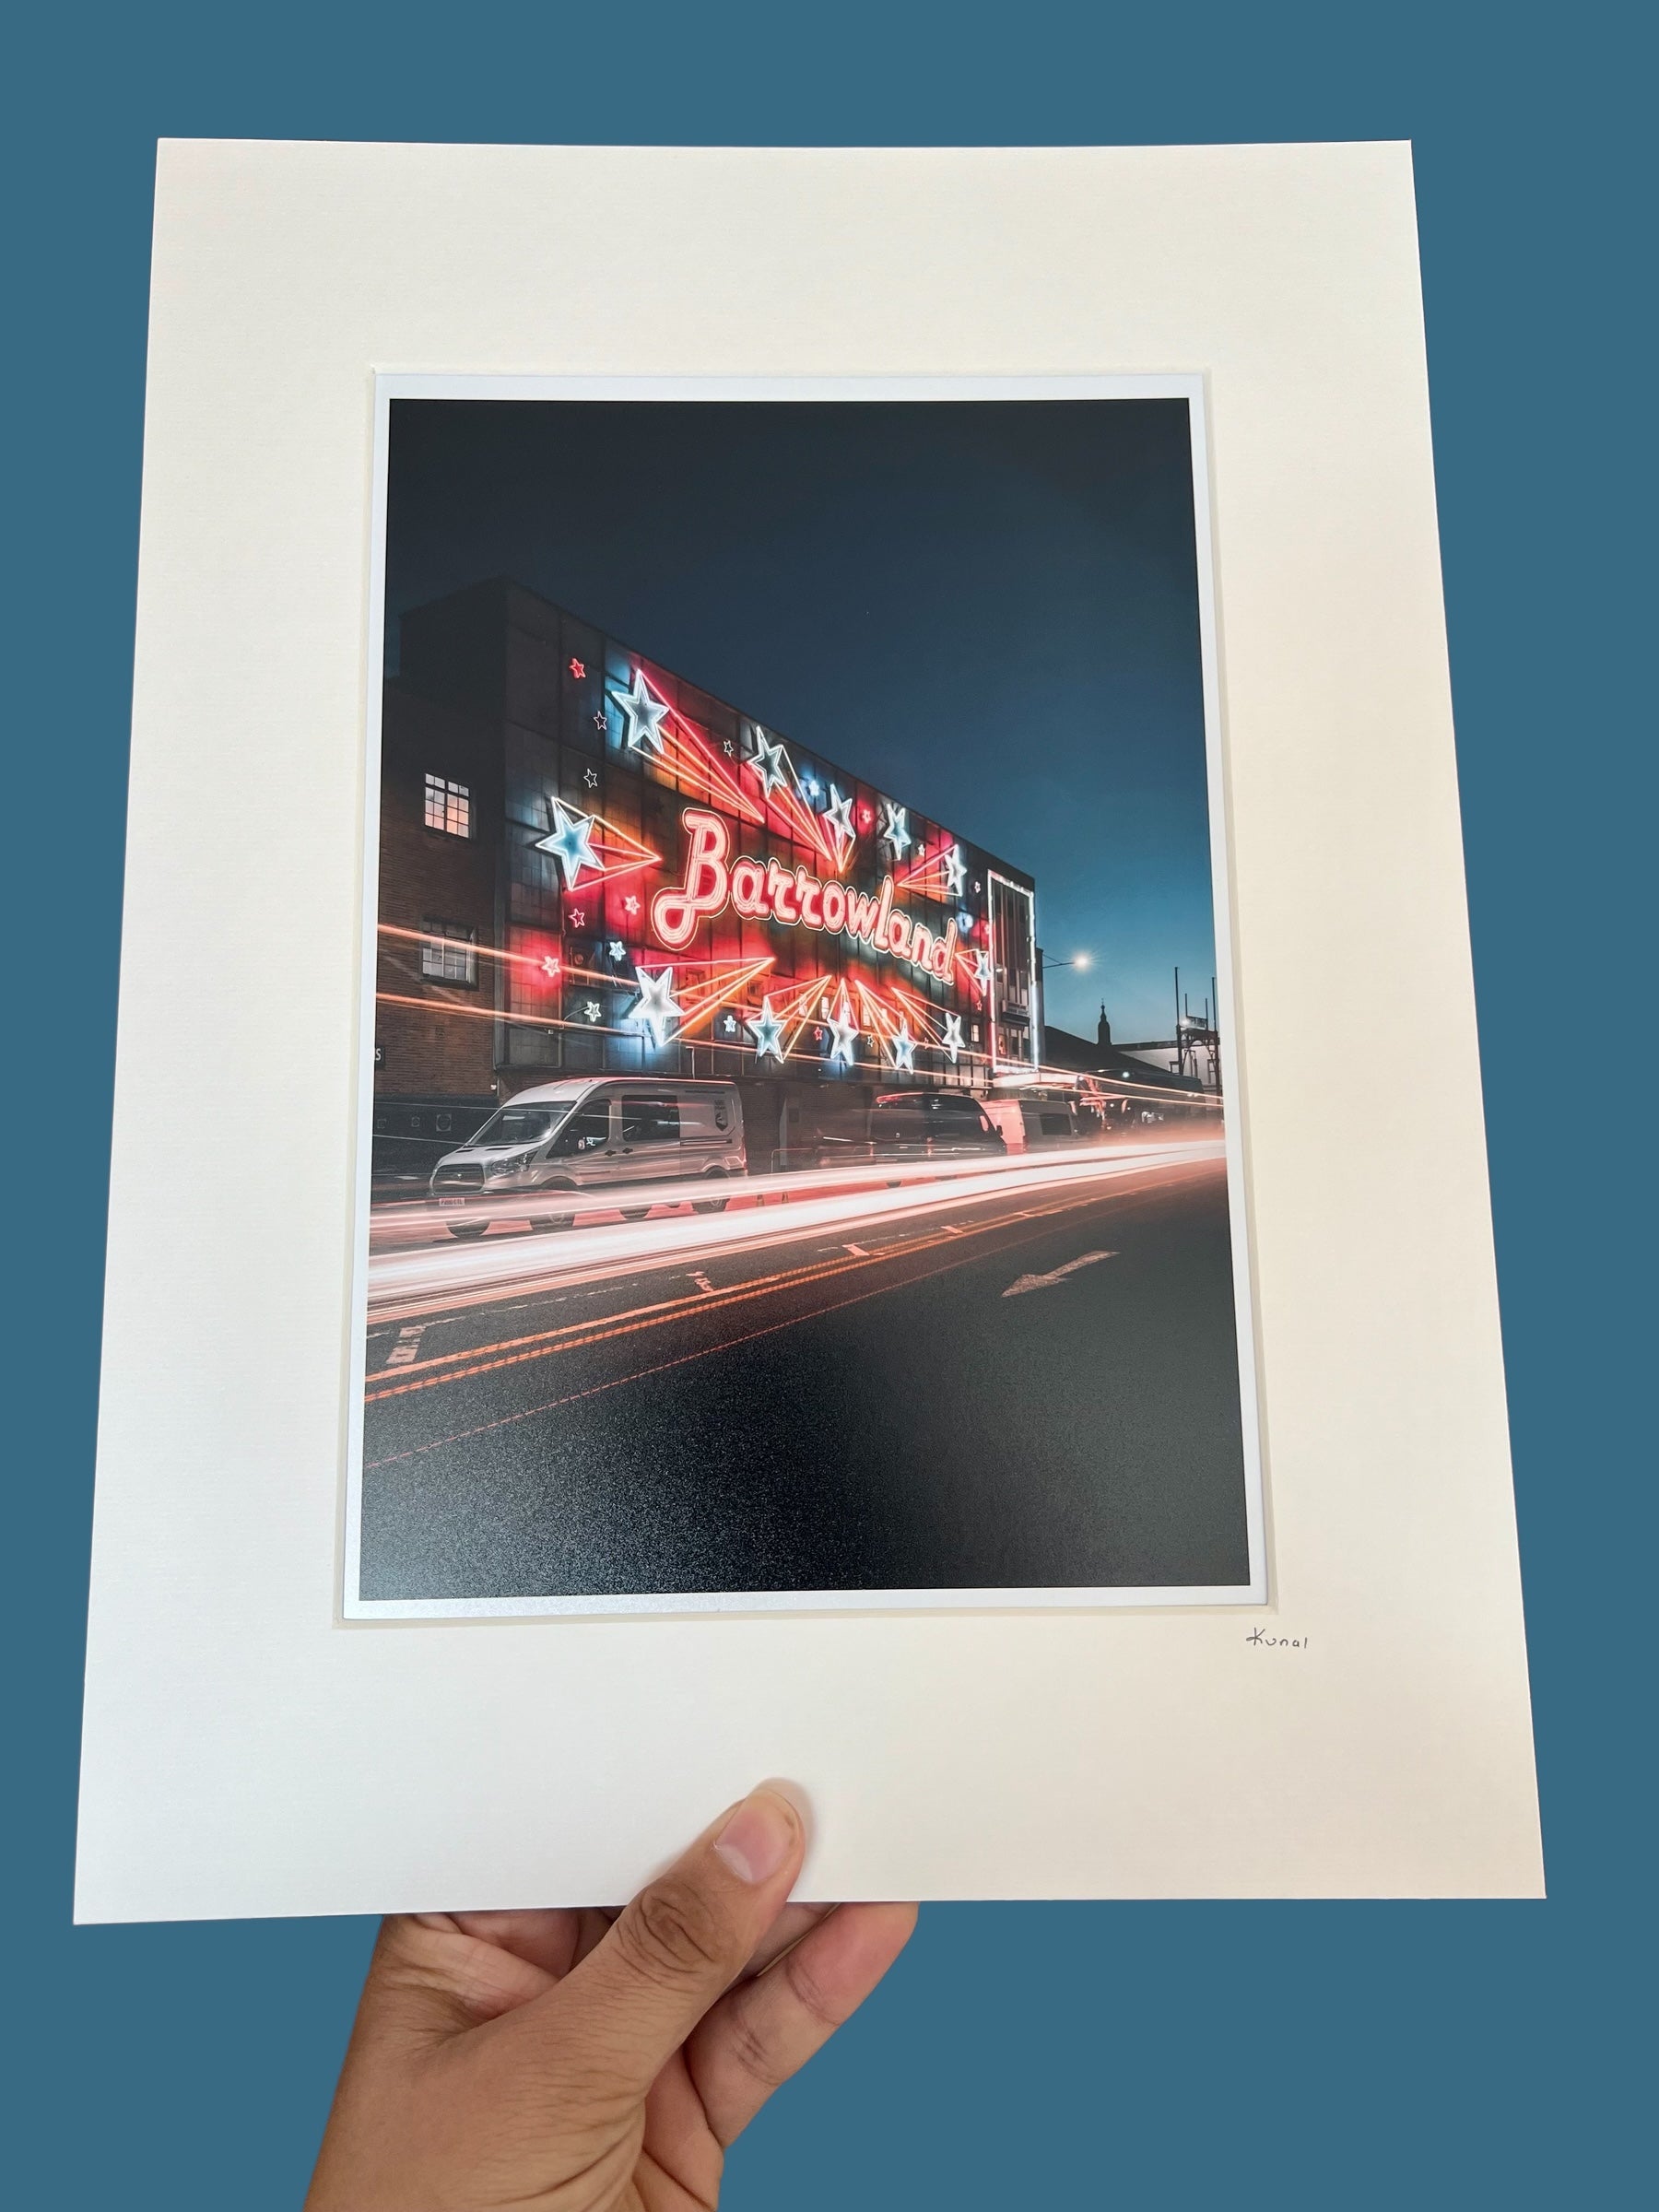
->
[7,4,1648,2203]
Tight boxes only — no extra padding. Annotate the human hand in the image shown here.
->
[305,1785,916,2210]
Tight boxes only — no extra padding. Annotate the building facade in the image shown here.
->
[371,582,1038,1171]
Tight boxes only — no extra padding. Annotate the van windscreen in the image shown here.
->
[468,1106,562,1148]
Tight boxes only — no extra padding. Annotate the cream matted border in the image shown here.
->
[344,371,1267,1621]
[76,141,1541,1915]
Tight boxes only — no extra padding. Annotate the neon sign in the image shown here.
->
[650,807,960,980]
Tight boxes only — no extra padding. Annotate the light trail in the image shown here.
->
[365,1135,1223,1323]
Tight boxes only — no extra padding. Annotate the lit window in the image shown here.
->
[420,919,477,985]
[424,774,471,838]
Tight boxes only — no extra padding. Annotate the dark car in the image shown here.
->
[868,1089,1007,1165]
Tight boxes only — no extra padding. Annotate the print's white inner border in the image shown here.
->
[343,373,1267,1620]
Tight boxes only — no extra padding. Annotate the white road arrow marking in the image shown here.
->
[1002,1250,1117,1298]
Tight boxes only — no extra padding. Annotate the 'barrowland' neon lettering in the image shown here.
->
[651,806,959,979]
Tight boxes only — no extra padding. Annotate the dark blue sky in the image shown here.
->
[386,397,1216,1043]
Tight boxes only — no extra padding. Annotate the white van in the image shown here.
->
[428,1077,746,1237]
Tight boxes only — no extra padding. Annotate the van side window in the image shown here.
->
[552,1101,610,1155]
[622,1097,680,1146]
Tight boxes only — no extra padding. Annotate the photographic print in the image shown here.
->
[348,378,1263,1616]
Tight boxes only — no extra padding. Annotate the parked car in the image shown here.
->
[429,1077,745,1236]
[866,1089,1006,1167]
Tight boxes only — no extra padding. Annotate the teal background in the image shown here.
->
[6,4,1650,2203]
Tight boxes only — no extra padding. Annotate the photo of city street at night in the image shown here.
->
[350,393,1260,1613]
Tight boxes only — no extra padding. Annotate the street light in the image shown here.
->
[1044,953,1093,971]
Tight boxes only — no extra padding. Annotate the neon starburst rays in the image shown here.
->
[897,838,967,902]
[533,797,660,893]
[607,668,766,825]
[625,955,777,1049]
[739,722,849,871]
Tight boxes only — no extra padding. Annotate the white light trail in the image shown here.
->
[366,1136,1222,1322]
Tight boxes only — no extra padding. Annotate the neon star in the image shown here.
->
[723,737,735,757]
[534,798,600,888]
[971,947,992,991]
[623,894,641,916]
[539,955,561,980]
[582,765,600,789]
[610,668,670,755]
[823,782,855,845]
[606,939,626,962]
[879,801,912,853]
[568,657,586,679]
[825,1000,860,1067]
[889,1021,916,1072]
[747,996,787,1064]
[629,967,684,1045]
[592,711,606,732]
[941,843,966,897]
[746,724,791,798]
[569,908,586,930]
[941,1012,964,1064]
[582,999,602,1023]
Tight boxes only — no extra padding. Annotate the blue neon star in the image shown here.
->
[746,996,787,1064]
[746,724,791,798]
[534,798,601,888]
[629,967,684,1046]
[610,668,670,754]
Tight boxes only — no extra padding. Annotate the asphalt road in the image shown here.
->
[359,1152,1249,1601]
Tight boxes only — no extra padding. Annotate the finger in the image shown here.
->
[688,1900,918,2146]
[516,1785,807,2108]
[744,1900,834,1980]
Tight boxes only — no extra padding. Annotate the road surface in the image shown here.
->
[358,1142,1250,1602]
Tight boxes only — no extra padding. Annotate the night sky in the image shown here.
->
[385,397,1217,1045]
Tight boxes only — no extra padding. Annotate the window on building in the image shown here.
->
[424,773,472,838]
[420,919,477,986]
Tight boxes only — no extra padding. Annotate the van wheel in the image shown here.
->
[691,1187,729,1214]
[445,1222,488,1240]
[618,1206,652,1221]
[533,1214,573,1233]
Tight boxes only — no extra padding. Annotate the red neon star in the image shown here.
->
[569,657,586,679]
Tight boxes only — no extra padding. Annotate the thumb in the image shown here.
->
[524,1785,806,2104]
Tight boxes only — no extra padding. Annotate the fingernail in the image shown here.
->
[712,1788,798,1885]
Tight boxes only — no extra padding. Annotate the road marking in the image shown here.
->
[689,1270,716,1294]
[363,1208,1142,1469]
[1002,1251,1117,1298]
[382,1323,430,1369]
[842,1241,868,1256]
[362,1179,1194,1413]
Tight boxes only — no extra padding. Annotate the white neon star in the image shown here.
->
[825,999,860,1067]
[606,939,626,962]
[823,782,854,846]
[623,894,641,916]
[889,1021,916,1072]
[746,724,791,798]
[582,765,600,789]
[534,798,601,888]
[629,967,684,1045]
[941,843,966,897]
[971,947,992,991]
[610,668,670,755]
[746,996,787,1064]
[879,800,912,853]
[941,1012,964,1065]
[582,999,602,1023]
[539,954,561,980]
